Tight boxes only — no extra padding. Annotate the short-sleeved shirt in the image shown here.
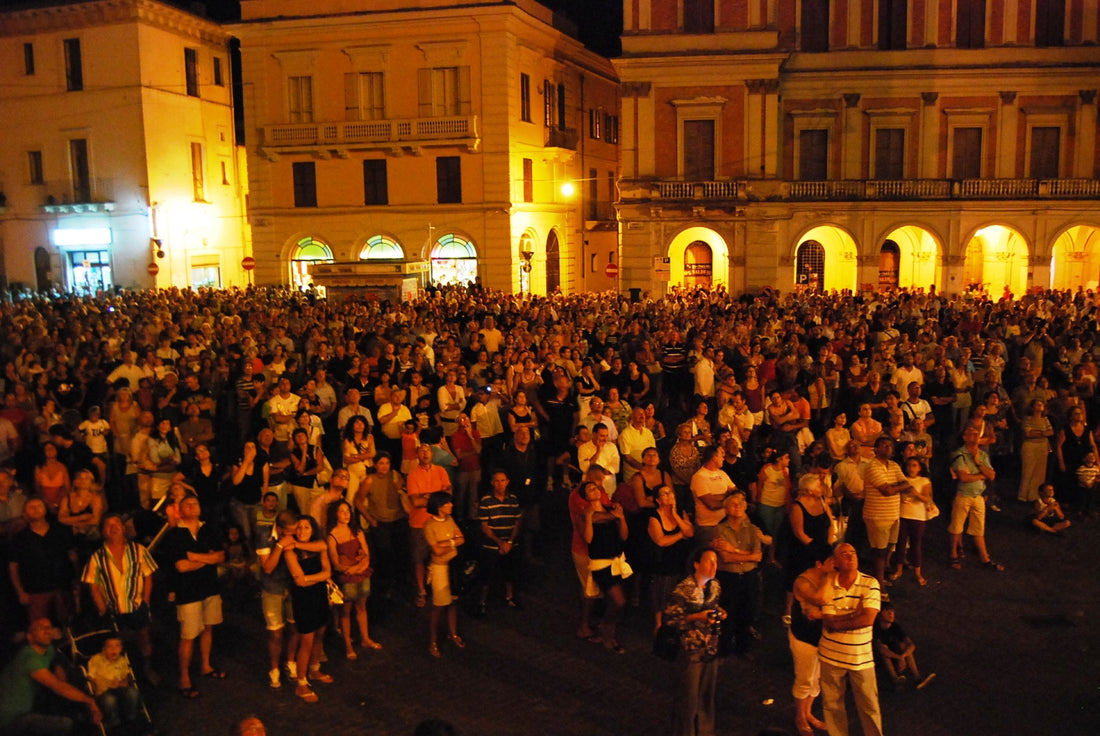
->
[862,457,904,522]
[256,537,291,594]
[819,571,880,671]
[82,542,158,614]
[951,447,990,498]
[691,466,735,528]
[712,518,761,574]
[478,492,521,551]
[0,644,56,727]
[162,522,221,605]
[406,464,450,528]
[423,515,460,565]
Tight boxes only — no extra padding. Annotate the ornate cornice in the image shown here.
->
[0,0,228,47]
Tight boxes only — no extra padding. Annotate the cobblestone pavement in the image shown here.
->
[141,502,1100,736]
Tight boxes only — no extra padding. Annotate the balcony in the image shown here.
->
[544,126,579,151]
[622,177,1100,204]
[40,179,116,214]
[259,115,480,158]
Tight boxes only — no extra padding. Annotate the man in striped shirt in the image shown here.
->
[818,543,883,736]
[476,470,523,616]
[861,436,910,594]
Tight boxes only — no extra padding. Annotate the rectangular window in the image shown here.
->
[292,162,317,207]
[683,120,715,180]
[520,73,531,122]
[952,127,983,178]
[589,108,602,139]
[956,0,985,49]
[184,48,199,97]
[1029,127,1061,179]
[28,150,44,184]
[437,156,462,204]
[605,113,620,143]
[877,0,908,50]
[363,159,389,205]
[543,80,554,127]
[799,129,829,181]
[801,0,830,52]
[64,38,83,91]
[288,76,314,123]
[588,167,599,220]
[69,138,90,202]
[344,72,386,121]
[418,67,471,118]
[522,158,533,202]
[557,83,567,130]
[213,57,224,87]
[23,42,35,75]
[683,0,715,34]
[190,142,205,201]
[221,160,230,185]
[874,128,905,179]
[1035,0,1066,47]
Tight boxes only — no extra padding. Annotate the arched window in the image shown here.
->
[359,235,404,260]
[290,236,333,291]
[683,241,713,288]
[430,233,478,286]
[796,240,825,292]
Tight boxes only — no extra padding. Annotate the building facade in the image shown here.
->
[615,0,1100,297]
[232,0,620,296]
[0,0,251,294]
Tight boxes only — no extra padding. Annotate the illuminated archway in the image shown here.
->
[667,227,729,289]
[359,234,405,260]
[794,225,858,292]
[962,225,1030,297]
[430,233,478,286]
[880,225,941,291]
[289,236,333,291]
[1050,225,1100,291]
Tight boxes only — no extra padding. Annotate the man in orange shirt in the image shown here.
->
[405,443,452,607]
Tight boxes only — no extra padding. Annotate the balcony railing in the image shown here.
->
[545,126,579,150]
[260,115,479,152]
[627,177,1100,203]
[40,178,116,213]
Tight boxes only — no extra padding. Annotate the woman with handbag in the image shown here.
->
[663,546,726,736]
[326,500,381,660]
[423,491,465,658]
[283,516,333,702]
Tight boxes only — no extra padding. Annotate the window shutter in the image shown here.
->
[344,73,359,120]
[418,68,433,117]
[458,66,471,115]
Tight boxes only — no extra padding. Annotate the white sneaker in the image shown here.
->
[285,661,298,680]
[268,668,281,689]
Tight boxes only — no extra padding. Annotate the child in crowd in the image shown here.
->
[222,524,255,591]
[88,635,144,731]
[1075,452,1099,517]
[401,419,420,475]
[1031,483,1071,535]
[874,602,934,689]
[78,405,111,483]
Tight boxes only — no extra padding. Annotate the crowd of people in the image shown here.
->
[1,282,1099,735]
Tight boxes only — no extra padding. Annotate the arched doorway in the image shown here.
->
[878,241,900,290]
[880,225,941,290]
[666,227,729,289]
[684,241,713,288]
[430,233,478,286]
[962,225,1029,297]
[34,247,52,292]
[289,236,333,291]
[796,240,825,292]
[794,226,858,292]
[1050,225,1100,291]
[545,230,561,294]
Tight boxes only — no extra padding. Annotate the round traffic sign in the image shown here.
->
[604,262,619,278]
[242,256,256,271]
[147,262,159,276]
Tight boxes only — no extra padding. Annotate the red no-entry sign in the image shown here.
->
[147,262,159,276]
[242,256,256,271]
[604,262,619,278]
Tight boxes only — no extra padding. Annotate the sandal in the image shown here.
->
[200,668,227,679]
[345,648,358,661]
[309,669,334,684]
[177,686,200,699]
[915,575,928,586]
[296,683,318,703]
[428,643,442,658]
[363,639,383,650]
[982,559,1005,572]
[448,634,466,649]
[887,569,903,582]
[416,593,427,608]
[949,558,961,570]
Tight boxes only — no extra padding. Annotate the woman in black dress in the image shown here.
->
[785,470,834,623]
[580,481,630,653]
[284,515,333,702]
